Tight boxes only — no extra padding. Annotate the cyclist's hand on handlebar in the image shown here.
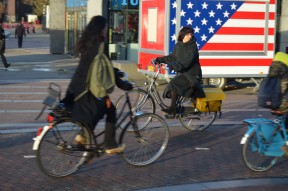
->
[151,58,164,66]
[151,59,158,66]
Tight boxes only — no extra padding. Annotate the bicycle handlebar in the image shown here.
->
[150,59,160,68]
[151,59,169,69]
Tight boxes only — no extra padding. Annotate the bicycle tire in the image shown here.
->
[179,97,217,131]
[119,113,169,166]
[36,119,92,177]
[242,129,278,172]
[115,89,156,130]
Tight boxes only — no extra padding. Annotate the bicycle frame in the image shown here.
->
[135,62,170,111]
[241,116,287,157]
[134,62,193,117]
[117,92,142,140]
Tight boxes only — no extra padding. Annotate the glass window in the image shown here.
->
[108,0,139,60]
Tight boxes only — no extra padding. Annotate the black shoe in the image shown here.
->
[161,107,176,114]
[5,64,11,68]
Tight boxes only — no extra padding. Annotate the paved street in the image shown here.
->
[0,31,288,190]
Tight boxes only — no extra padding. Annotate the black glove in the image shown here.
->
[116,79,133,91]
[114,67,133,91]
[114,67,125,78]
[155,57,165,64]
[155,58,161,63]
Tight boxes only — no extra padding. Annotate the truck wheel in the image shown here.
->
[203,78,227,89]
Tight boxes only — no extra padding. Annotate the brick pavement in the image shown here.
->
[1,124,288,191]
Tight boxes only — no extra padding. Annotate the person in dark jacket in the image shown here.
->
[65,16,126,155]
[0,23,10,68]
[154,26,205,114]
[15,22,26,48]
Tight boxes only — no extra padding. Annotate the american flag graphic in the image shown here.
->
[169,0,276,68]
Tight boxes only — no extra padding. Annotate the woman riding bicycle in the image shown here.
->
[154,26,205,114]
[64,16,131,155]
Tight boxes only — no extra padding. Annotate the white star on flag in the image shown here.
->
[187,2,193,9]
[194,26,200,33]
[201,34,207,41]
[230,3,237,10]
[209,10,215,17]
[216,18,222,25]
[208,26,215,33]
[171,18,176,25]
[216,2,223,9]
[201,18,208,25]
[171,34,177,42]
[186,18,193,25]
[202,2,208,9]
[172,1,177,8]
[194,10,201,17]
[181,9,186,17]
[223,11,230,17]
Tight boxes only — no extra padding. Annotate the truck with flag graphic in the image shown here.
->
[138,0,279,89]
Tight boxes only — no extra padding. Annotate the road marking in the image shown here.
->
[195,148,210,150]
[0,100,42,102]
[24,155,36,159]
[0,92,66,95]
[0,86,47,89]
[0,110,47,113]
[0,123,48,128]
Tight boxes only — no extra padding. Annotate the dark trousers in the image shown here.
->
[104,103,117,148]
[0,52,8,67]
[84,99,117,148]
[18,36,23,48]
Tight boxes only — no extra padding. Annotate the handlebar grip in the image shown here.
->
[150,59,157,66]
[151,59,161,68]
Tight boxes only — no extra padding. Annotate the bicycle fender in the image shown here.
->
[32,125,50,150]
[240,127,256,145]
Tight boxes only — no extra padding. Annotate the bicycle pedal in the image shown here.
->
[83,153,95,165]
[164,113,175,119]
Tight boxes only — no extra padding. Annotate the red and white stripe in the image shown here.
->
[201,0,276,73]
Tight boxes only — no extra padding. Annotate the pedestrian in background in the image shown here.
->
[15,22,26,48]
[0,23,10,69]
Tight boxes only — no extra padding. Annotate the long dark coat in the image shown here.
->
[0,27,5,53]
[66,42,107,128]
[158,38,205,99]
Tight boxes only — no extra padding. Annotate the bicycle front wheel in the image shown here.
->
[242,130,278,172]
[115,89,156,130]
[36,120,92,177]
[119,113,169,166]
[179,97,216,131]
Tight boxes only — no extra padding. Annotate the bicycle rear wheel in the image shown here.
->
[36,120,92,177]
[179,97,216,131]
[115,89,155,130]
[242,130,278,172]
[119,113,169,166]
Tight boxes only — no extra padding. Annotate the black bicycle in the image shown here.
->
[33,83,170,177]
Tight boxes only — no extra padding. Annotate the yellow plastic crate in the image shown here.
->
[196,88,225,112]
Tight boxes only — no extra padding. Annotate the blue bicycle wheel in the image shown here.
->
[242,129,278,172]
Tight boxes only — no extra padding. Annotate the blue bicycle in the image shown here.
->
[241,113,287,171]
